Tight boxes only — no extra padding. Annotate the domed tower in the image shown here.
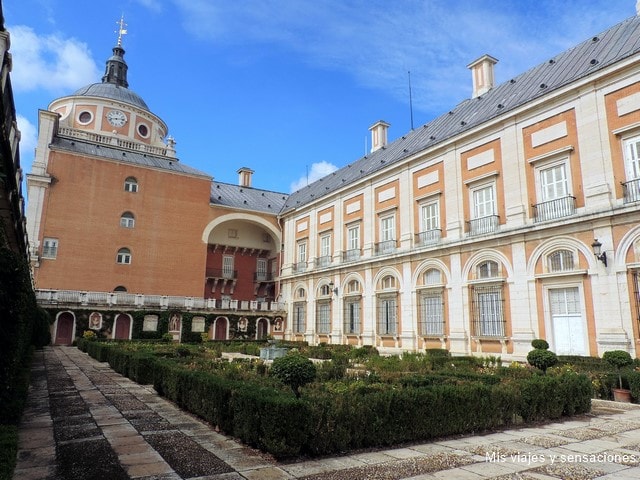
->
[46,21,174,156]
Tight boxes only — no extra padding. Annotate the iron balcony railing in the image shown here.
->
[467,215,500,236]
[415,229,442,246]
[375,239,396,255]
[293,261,307,273]
[343,249,361,261]
[35,289,286,312]
[623,178,640,204]
[253,271,274,282]
[316,255,332,268]
[205,268,238,279]
[532,195,576,222]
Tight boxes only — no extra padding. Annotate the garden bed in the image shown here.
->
[77,340,593,459]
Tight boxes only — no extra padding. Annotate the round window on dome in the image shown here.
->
[137,123,149,138]
[78,111,93,124]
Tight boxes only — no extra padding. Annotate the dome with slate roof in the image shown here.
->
[47,23,172,155]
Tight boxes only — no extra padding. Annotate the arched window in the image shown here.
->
[346,280,361,294]
[113,285,127,292]
[477,260,499,279]
[116,248,132,264]
[343,280,361,335]
[423,268,442,285]
[377,275,398,336]
[547,249,574,272]
[380,275,397,290]
[120,212,135,228]
[124,177,138,193]
[295,288,306,299]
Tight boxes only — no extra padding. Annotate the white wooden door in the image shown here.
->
[550,287,586,355]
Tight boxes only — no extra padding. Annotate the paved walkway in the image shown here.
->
[12,346,640,480]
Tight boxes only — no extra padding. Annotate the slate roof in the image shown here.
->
[210,181,288,214]
[51,136,212,179]
[72,83,149,111]
[281,14,640,214]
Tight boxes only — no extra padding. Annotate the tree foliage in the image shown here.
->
[270,353,316,398]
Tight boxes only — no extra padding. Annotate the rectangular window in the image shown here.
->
[420,201,440,231]
[316,302,331,333]
[293,302,306,333]
[420,291,444,336]
[380,215,395,241]
[348,225,360,250]
[320,234,331,257]
[222,255,234,278]
[540,163,569,201]
[472,184,495,218]
[471,285,505,337]
[344,299,361,334]
[42,238,58,259]
[623,136,640,203]
[298,242,307,263]
[256,258,267,281]
[377,296,397,335]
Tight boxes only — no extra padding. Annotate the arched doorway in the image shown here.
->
[54,312,75,345]
[213,317,228,340]
[114,313,131,340]
[256,318,269,340]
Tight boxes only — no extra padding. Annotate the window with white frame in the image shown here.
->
[222,255,234,278]
[116,248,132,264]
[120,212,135,228]
[320,284,332,296]
[533,159,575,220]
[380,214,395,242]
[623,135,640,202]
[547,249,575,273]
[420,200,440,232]
[472,183,495,219]
[293,302,306,333]
[418,268,445,336]
[318,233,331,266]
[316,301,331,333]
[471,261,505,337]
[297,241,307,270]
[346,224,360,260]
[124,177,138,193]
[42,238,58,258]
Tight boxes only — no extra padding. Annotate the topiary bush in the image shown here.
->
[603,350,634,389]
[270,353,316,398]
[527,349,558,373]
[531,339,550,350]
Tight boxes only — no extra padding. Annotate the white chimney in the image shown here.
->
[467,54,498,98]
[237,167,254,187]
[369,120,390,152]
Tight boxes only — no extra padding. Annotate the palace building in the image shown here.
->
[26,10,640,359]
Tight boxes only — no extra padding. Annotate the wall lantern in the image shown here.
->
[591,239,607,267]
[328,282,339,296]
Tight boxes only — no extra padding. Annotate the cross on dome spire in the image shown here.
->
[116,15,127,47]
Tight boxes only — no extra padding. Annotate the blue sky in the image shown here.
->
[5,0,636,194]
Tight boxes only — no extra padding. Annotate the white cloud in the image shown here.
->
[9,25,100,93]
[171,0,628,116]
[16,114,37,166]
[136,0,163,13]
[290,161,338,193]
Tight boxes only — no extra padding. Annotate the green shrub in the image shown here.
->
[531,339,550,350]
[270,353,316,398]
[603,350,634,390]
[527,349,558,373]
[0,425,18,480]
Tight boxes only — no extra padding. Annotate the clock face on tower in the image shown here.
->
[106,109,127,127]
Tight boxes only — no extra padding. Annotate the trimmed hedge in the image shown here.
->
[79,342,592,459]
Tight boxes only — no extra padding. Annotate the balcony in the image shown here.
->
[623,178,640,204]
[293,261,307,273]
[532,195,576,222]
[415,229,441,246]
[206,268,238,279]
[253,271,274,282]
[316,255,332,268]
[375,240,396,255]
[467,215,499,236]
[343,249,361,262]
[35,289,286,312]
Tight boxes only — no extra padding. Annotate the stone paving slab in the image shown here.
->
[12,346,640,479]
